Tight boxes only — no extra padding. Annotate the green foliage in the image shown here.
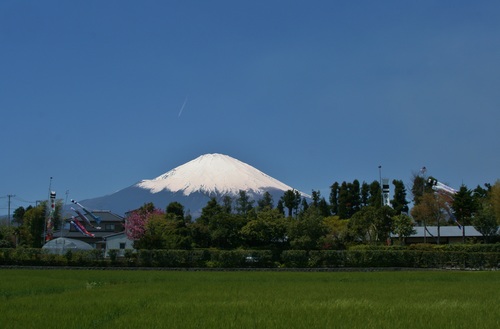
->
[490,180,500,225]
[166,201,185,219]
[391,213,416,245]
[235,190,255,215]
[472,202,499,242]
[1,245,500,269]
[322,216,348,249]
[257,191,274,210]
[287,207,327,250]
[18,205,46,248]
[0,225,15,248]
[452,185,477,225]
[240,208,288,250]
[281,189,301,217]
[280,250,309,267]
[368,180,382,208]
[108,249,119,262]
[391,179,409,213]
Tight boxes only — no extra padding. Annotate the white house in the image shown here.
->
[103,232,135,258]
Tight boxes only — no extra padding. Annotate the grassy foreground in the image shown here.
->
[0,269,498,329]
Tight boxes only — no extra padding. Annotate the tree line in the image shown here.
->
[1,177,499,250]
[123,178,500,250]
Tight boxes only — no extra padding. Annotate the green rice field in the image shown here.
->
[0,269,498,329]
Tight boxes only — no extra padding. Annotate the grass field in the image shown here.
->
[0,269,498,329]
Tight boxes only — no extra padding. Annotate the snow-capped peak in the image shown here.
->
[136,153,302,196]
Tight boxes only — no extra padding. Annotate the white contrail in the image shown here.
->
[178,96,188,117]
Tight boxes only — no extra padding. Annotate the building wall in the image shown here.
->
[104,234,134,257]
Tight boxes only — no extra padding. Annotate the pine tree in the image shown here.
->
[329,182,339,215]
[391,179,409,214]
[452,185,476,226]
[257,191,274,210]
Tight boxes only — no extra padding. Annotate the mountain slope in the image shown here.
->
[136,153,296,196]
[73,153,309,218]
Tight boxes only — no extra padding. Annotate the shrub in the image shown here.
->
[280,250,309,267]
[108,249,119,262]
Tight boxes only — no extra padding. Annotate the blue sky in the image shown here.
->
[1,1,499,215]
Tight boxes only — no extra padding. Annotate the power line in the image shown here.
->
[13,196,37,204]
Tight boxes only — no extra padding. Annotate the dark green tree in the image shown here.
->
[351,180,361,214]
[317,197,331,217]
[347,206,394,244]
[197,198,223,225]
[391,213,416,245]
[472,184,490,200]
[235,190,254,216]
[161,212,192,249]
[281,190,301,217]
[240,208,288,249]
[391,179,409,214]
[166,201,184,220]
[134,211,168,249]
[360,182,370,207]
[257,191,274,211]
[411,174,434,205]
[287,207,327,250]
[472,202,498,242]
[322,215,349,249]
[191,198,223,247]
[329,182,339,215]
[368,180,382,209]
[221,195,233,214]
[452,185,477,226]
[0,225,15,248]
[492,181,500,225]
[347,206,377,243]
[13,206,26,225]
[19,203,46,247]
[311,190,321,207]
[310,190,330,216]
[374,206,396,243]
[209,212,246,249]
[300,197,309,215]
[337,182,349,219]
[276,199,285,216]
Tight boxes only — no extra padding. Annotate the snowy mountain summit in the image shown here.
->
[136,153,299,197]
[75,153,308,217]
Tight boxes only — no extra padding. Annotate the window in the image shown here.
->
[105,224,115,231]
[119,242,126,249]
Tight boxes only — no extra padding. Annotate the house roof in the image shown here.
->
[64,210,124,223]
[102,231,128,239]
[401,225,483,238]
[52,209,125,241]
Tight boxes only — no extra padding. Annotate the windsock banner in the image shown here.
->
[71,199,101,225]
[70,217,95,238]
[71,207,93,228]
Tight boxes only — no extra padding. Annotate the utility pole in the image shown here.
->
[7,194,16,226]
[378,166,383,207]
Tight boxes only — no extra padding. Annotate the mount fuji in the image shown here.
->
[72,153,309,218]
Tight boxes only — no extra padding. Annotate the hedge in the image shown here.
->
[1,248,499,269]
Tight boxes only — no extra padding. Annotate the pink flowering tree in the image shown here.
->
[124,203,165,242]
